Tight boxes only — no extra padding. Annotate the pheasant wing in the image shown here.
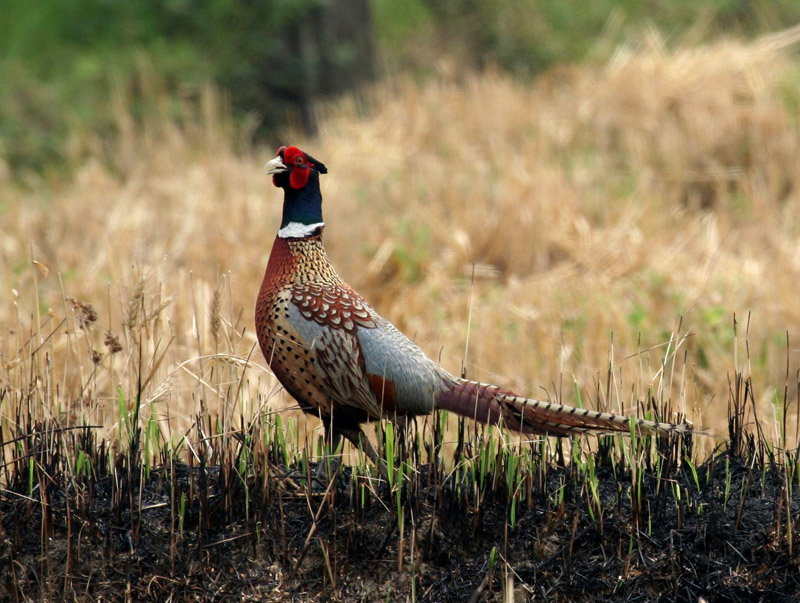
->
[286,282,453,419]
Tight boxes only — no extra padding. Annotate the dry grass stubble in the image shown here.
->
[3,30,800,463]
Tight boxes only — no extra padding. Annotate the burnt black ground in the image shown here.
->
[1,423,798,602]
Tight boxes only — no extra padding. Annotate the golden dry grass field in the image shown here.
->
[3,30,800,462]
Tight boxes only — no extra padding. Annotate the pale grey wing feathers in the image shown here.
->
[287,301,453,417]
[286,303,384,418]
[356,314,454,415]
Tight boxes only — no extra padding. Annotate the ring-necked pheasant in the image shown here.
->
[255,145,690,459]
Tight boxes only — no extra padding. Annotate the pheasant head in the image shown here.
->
[265,145,329,239]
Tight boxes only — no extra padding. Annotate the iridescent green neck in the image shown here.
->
[279,172,324,238]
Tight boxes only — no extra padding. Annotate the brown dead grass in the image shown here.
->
[3,29,800,461]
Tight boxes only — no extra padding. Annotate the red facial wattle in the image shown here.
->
[289,166,310,189]
[282,146,314,189]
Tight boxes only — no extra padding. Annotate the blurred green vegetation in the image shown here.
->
[2,0,799,177]
[404,0,800,74]
[0,0,372,177]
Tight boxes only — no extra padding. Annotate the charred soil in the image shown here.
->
[2,411,798,602]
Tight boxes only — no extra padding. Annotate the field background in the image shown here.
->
[3,2,800,462]
[3,3,800,601]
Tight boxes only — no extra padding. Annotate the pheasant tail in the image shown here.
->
[436,379,690,437]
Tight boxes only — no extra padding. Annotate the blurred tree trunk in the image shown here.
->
[282,0,376,135]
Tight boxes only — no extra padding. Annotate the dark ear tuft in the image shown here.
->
[307,153,327,174]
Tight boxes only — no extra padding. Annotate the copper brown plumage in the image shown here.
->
[255,145,691,453]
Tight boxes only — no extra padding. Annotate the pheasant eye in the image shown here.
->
[294,156,305,166]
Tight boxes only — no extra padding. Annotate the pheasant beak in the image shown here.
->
[264,156,288,175]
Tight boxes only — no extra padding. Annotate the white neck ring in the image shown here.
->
[278,221,325,239]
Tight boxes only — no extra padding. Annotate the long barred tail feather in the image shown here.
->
[435,379,692,437]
